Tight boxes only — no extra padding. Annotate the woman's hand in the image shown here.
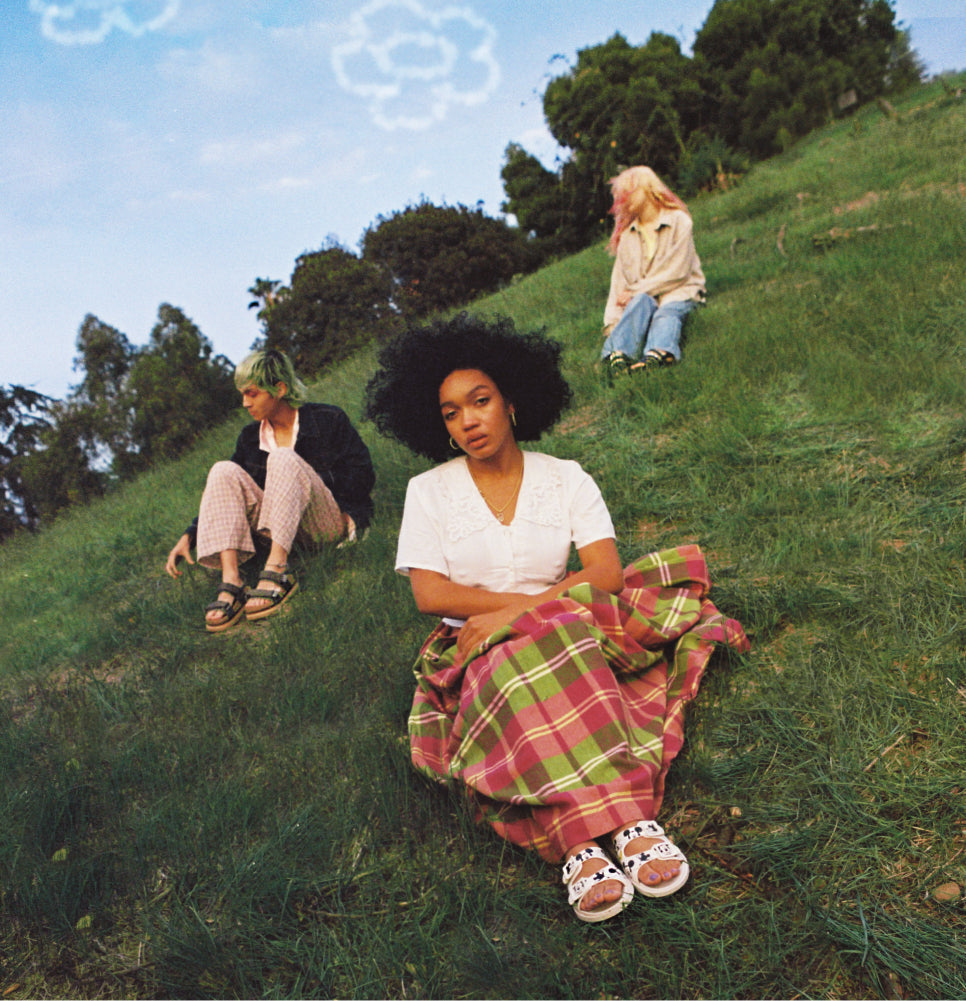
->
[458,608,522,658]
[412,539,623,658]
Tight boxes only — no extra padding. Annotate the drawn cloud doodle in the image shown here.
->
[331,0,500,131]
[29,0,179,45]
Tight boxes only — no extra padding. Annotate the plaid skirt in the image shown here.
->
[408,545,750,862]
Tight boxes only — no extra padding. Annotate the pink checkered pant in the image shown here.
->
[195,449,346,569]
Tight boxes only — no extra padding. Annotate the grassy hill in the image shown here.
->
[1,75,965,999]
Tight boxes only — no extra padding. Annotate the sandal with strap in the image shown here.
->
[245,565,299,621]
[605,351,634,379]
[562,845,634,923]
[205,582,247,633]
[643,348,676,368]
[612,820,690,898]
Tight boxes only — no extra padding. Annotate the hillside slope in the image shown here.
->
[1,76,964,999]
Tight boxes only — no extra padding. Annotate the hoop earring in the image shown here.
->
[510,410,517,427]
[450,437,461,451]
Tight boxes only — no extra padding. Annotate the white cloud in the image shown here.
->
[29,0,180,45]
[331,0,500,131]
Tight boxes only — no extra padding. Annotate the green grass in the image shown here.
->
[1,76,965,999]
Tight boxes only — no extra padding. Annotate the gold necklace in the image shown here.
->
[471,459,524,524]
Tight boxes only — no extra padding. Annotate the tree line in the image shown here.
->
[1,306,238,536]
[501,0,923,251]
[1,0,924,541]
[0,202,536,539]
[249,201,539,376]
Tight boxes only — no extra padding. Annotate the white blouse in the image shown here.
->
[395,452,615,620]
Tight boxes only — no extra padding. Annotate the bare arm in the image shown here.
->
[409,570,529,619]
[411,537,624,657]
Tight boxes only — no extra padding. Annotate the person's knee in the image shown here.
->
[207,460,243,486]
[266,446,298,463]
[630,292,657,311]
[265,447,302,475]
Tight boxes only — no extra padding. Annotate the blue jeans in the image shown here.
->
[601,294,697,362]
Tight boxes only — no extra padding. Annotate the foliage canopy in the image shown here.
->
[120,304,237,477]
[3,306,237,538]
[0,385,52,537]
[260,243,400,376]
[361,201,537,319]
[693,0,898,157]
[503,0,916,250]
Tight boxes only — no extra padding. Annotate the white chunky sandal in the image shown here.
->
[561,845,634,923]
[612,820,690,898]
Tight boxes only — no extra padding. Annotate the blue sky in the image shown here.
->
[2,0,963,400]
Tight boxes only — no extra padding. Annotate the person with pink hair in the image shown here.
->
[600,166,706,375]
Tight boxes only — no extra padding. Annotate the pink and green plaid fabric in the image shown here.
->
[408,545,750,862]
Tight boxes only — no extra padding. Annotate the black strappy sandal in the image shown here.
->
[205,582,247,633]
[605,351,635,382]
[643,348,676,368]
[245,565,299,621]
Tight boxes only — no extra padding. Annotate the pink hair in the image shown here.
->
[607,166,689,254]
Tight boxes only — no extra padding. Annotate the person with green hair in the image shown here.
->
[165,348,375,630]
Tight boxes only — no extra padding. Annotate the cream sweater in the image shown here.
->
[603,209,705,330]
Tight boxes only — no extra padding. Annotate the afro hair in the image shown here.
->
[364,313,572,462]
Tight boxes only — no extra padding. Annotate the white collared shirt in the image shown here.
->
[396,452,614,625]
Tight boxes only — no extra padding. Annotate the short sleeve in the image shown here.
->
[568,465,616,550]
[395,475,449,578]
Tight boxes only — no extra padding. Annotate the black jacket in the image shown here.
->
[187,403,375,543]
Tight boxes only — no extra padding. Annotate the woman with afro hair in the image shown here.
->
[365,313,748,923]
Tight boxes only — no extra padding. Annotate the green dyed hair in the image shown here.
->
[234,349,309,408]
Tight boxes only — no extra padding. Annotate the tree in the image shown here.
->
[361,201,539,318]
[261,243,399,376]
[502,32,705,252]
[120,304,237,475]
[501,143,580,253]
[16,400,106,527]
[543,32,701,180]
[692,0,899,157]
[63,307,238,479]
[1,306,238,537]
[885,27,927,92]
[1,317,130,537]
[70,313,136,461]
[247,277,284,335]
[0,385,52,538]
[502,4,918,241]
[247,277,282,312]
